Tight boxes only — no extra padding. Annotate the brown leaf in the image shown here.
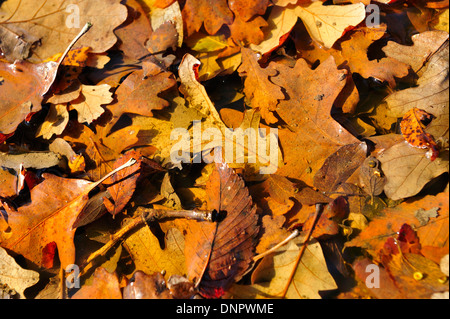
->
[385,39,449,118]
[107,69,176,128]
[228,0,269,22]
[72,267,122,299]
[313,142,368,193]
[303,197,349,239]
[238,48,285,124]
[185,162,259,298]
[103,150,143,217]
[182,0,234,36]
[123,271,173,299]
[0,60,59,135]
[383,31,449,74]
[272,57,359,186]
[345,190,449,262]
[0,174,95,268]
[63,122,139,181]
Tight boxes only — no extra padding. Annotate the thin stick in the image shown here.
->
[281,203,324,298]
[79,207,215,276]
[253,229,300,262]
[58,22,92,65]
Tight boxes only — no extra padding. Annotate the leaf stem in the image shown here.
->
[253,229,300,262]
[281,203,324,298]
[79,207,216,276]
[58,22,92,65]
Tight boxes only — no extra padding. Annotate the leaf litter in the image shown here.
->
[0,0,449,299]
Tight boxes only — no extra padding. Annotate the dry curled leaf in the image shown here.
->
[400,108,440,161]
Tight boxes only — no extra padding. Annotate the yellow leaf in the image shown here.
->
[295,2,366,48]
[228,237,337,299]
[123,226,186,278]
[70,84,114,124]
[36,104,69,139]
[250,5,298,55]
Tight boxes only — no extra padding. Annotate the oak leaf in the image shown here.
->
[107,69,176,129]
[250,4,298,55]
[271,56,359,186]
[72,267,122,299]
[238,48,285,124]
[0,59,59,135]
[63,122,139,181]
[0,174,98,268]
[400,108,439,161]
[228,0,269,22]
[385,39,449,118]
[295,1,366,49]
[182,0,233,36]
[70,84,114,124]
[0,246,39,298]
[345,191,449,263]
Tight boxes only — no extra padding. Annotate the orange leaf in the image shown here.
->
[72,268,122,299]
[400,108,439,161]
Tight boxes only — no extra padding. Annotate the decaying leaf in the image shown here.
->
[238,48,285,124]
[400,108,440,161]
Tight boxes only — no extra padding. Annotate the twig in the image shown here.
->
[253,229,300,262]
[79,207,216,276]
[58,22,92,65]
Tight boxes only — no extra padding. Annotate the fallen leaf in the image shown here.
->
[385,39,449,118]
[400,108,440,161]
[0,174,97,268]
[36,104,70,140]
[0,0,128,63]
[71,267,122,299]
[272,56,359,186]
[70,84,114,124]
[250,4,298,55]
[228,236,337,299]
[313,142,368,194]
[103,151,143,217]
[345,190,449,261]
[295,1,366,49]
[238,48,285,124]
[182,0,233,36]
[383,31,449,73]
[185,162,259,298]
[107,69,176,129]
[0,246,39,298]
[124,226,186,278]
[63,122,140,181]
[0,60,59,135]
[228,0,269,22]
[123,271,173,299]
